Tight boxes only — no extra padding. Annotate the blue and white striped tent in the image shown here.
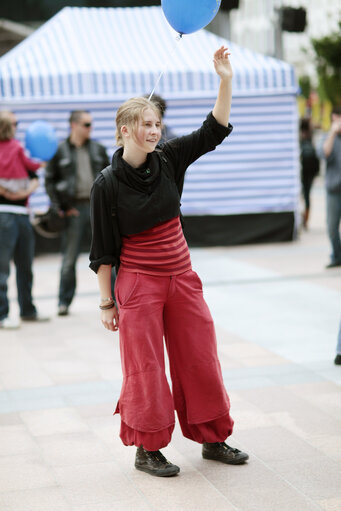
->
[0,6,300,241]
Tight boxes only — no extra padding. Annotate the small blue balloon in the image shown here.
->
[25,121,58,161]
[162,0,221,35]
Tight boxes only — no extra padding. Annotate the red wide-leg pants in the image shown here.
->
[114,269,234,451]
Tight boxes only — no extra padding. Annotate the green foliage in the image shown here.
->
[311,22,341,105]
[298,75,311,99]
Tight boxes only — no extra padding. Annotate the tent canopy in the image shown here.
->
[0,6,299,234]
[0,6,297,100]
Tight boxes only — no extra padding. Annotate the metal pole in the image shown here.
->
[274,7,283,60]
[212,10,231,40]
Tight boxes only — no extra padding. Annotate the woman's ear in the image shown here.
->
[121,125,130,138]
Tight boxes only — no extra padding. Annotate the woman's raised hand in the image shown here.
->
[213,46,233,81]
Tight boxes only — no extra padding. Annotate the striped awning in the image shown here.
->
[8,93,300,218]
[0,6,300,220]
[0,6,297,100]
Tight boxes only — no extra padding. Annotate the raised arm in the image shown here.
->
[323,118,341,158]
[212,46,233,127]
[160,47,233,191]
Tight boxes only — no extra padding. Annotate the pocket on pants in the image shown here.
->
[190,270,203,292]
[115,271,139,307]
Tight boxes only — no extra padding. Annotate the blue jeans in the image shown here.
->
[326,191,341,263]
[59,202,92,307]
[0,212,36,320]
[337,319,341,355]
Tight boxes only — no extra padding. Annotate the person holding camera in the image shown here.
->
[320,106,341,268]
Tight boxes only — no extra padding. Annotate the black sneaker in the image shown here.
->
[202,442,249,465]
[58,305,69,316]
[21,314,50,322]
[326,261,341,269]
[135,446,180,477]
[334,354,341,365]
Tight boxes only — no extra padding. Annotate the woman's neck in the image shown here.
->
[122,147,147,169]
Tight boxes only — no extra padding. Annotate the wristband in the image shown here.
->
[99,301,115,310]
[100,296,113,303]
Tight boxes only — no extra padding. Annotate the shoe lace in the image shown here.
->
[146,450,170,465]
[219,442,241,455]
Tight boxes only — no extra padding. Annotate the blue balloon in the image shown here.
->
[25,121,58,161]
[162,0,221,35]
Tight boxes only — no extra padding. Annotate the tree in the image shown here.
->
[298,75,311,100]
[311,22,341,106]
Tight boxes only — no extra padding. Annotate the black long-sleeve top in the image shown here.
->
[89,112,233,273]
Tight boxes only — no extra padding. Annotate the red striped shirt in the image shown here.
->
[120,216,192,276]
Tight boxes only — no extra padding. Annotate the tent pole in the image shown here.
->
[274,7,283,60]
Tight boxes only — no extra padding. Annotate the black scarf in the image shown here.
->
[112,148,161,195]
[111,148,181,236]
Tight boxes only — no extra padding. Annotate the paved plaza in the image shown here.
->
[1,178,341,511]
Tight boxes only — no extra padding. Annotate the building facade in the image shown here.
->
[210,0,341,81]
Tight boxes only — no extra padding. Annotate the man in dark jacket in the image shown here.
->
[45,110,109,315]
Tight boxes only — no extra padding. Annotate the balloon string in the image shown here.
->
[148,33,183,101]
[148,72,165,101]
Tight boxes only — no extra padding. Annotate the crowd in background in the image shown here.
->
[0,99,340,365]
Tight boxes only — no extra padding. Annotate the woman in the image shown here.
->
[90,47,249,477]
[0,111,44,328]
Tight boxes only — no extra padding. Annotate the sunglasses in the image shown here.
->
[82,122,92,128]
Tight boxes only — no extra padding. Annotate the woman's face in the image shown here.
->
[130,107,162,153]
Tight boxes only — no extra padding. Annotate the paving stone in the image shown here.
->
[319,497,341,511]
[1,370,54,390]
[36,431,113,467]
[0,183,340,510]
[269,457,341,500]
[0,462,56,492]
[20,408,89,436]
[234,426,323,462]
[0,487,70,511]
[0,425,38,456]
[54,462,139,507]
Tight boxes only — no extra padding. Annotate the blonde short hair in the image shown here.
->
[115,97,161,147]
[0,112,14,141]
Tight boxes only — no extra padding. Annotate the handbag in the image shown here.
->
[31,207,67,238]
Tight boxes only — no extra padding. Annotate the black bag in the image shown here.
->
[32,207,67,238]
[101,165,121,272]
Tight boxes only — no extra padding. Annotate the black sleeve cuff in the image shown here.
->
[207,111,233,136]
[89,256,117,274]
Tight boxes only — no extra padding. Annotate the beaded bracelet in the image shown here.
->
[101,297,113,303]
[99,297,115,310]
[99,301,115,310]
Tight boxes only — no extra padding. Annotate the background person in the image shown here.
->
[90,47,249,477]
[335,319,341,365]
[320,105,341,268]
[299,117,319,229]
[45,110,109,316]
[0,111,48,328]
[144,93,176,143]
